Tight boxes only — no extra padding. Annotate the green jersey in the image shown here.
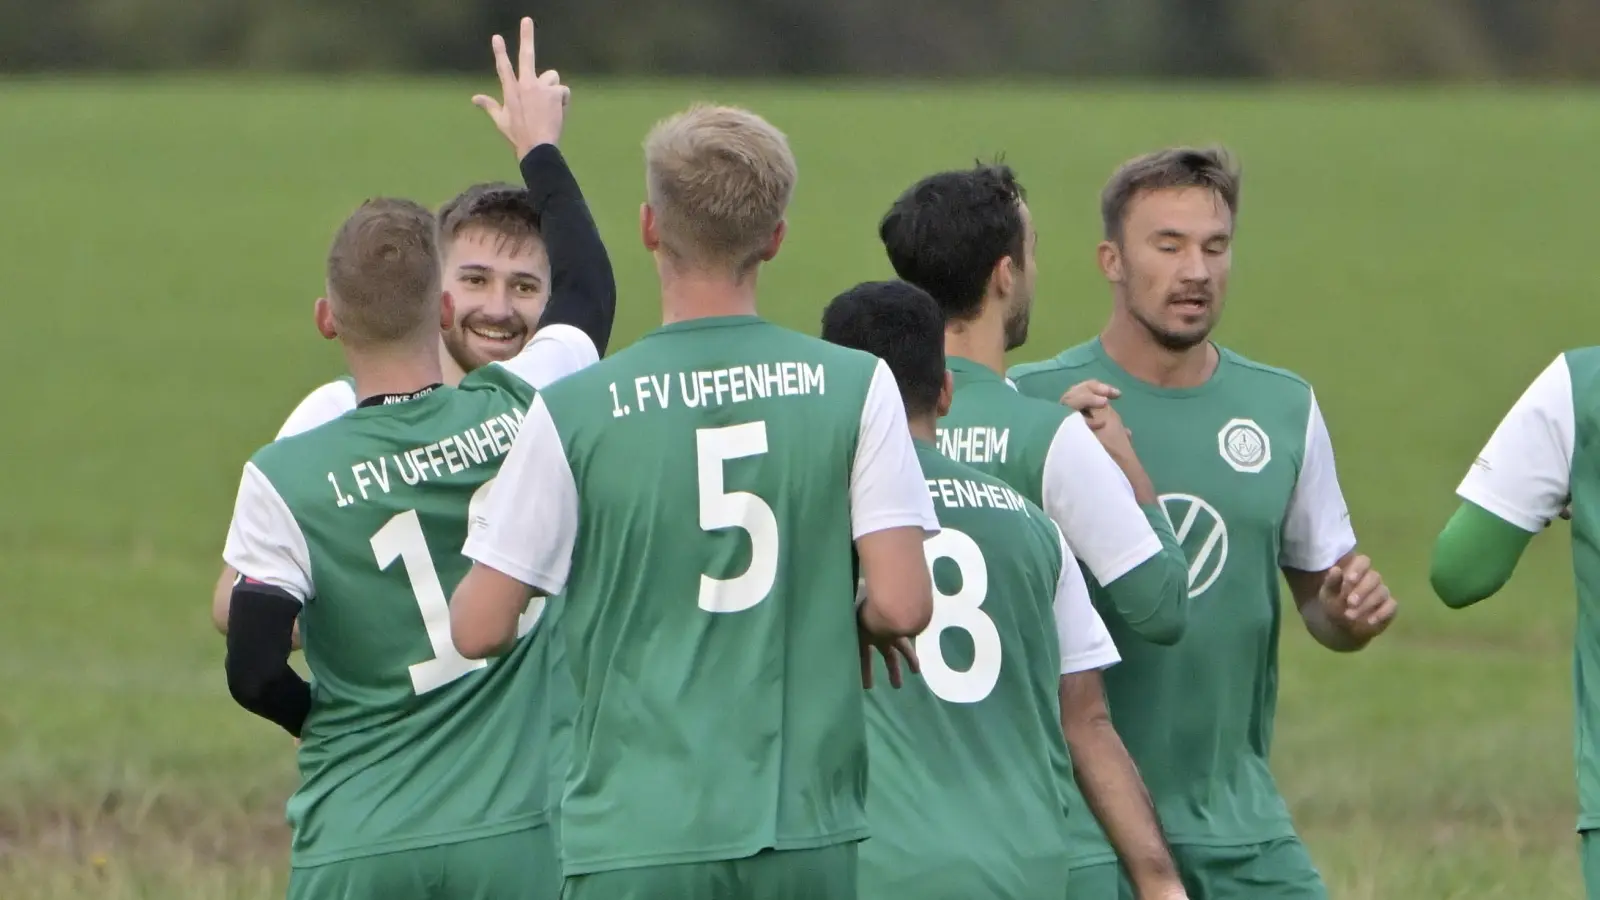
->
[222,327,600,867]
[860,443,1119,899]
[462,315,940,877]
[1009,338,1357,849]
[1455,347,1600,830]
[936,355,1180,865]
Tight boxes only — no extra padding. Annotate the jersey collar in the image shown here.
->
[356,383,444,409]
[1086,337,1230,399]
[947,356,1009,386]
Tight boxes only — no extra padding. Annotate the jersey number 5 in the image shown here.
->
[371,478,540,696]
[918,528,1002,704]
[695,422,780,614]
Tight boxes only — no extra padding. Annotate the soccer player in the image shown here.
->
[209,174,594,635]
[819,279,1140,899]
[1430,348,1598,897]
[448,104,940,900]
[223,23,609,899]
[1008,146,1398,899]
[879,163,1189,898]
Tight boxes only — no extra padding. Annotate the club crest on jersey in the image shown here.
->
[1217,418,1271,474]
[1159,492,1228,599]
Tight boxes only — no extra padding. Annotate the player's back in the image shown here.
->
[861,443,1074,899]
[534,314,882,874]
[937,357,1068,501]
[248,370,549,866]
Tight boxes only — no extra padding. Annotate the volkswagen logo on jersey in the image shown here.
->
[1160,492,1229,599]
[1218,417,1271,474]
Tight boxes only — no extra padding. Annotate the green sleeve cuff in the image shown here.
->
[1098,503,1190,645]
[1429,501,1537,609]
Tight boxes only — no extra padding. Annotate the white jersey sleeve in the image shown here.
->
[462,394,580,595]
[221,463,314,602]
[1456,355,1575,533]
[850,359,940,540]
[1279,388,1359,571]
[274,380,357,439]
[1053,525,1120,675]
[490,323,600,391]
[1039,414,1163,585]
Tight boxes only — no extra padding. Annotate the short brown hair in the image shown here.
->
[1100,147,1241,241]
[643,104,797,273]
[436,182,544,257]
[325,198,441,346]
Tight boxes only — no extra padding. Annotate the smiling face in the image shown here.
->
[438,227,550,371]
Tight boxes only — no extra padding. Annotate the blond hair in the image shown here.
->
[326,198,441,346]
[643,104,797,273]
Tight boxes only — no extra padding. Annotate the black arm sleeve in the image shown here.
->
[520,144,618,357]
[225,581,312,737]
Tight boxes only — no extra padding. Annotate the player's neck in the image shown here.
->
[943,314,1007,376]
[344,343,446,403]
[436,342,468,387]
[658,259,760,325]
[907,413,938,444]
[1098,313,1218,389]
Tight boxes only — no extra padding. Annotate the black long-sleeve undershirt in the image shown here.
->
[225,580,311,738]
[519,144,617,357]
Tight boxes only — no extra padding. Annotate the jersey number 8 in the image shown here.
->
[918,528,1002,704]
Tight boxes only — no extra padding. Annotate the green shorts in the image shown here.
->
[288,826,561,900]
[1580,829,1600,899]
[860,851,1071,899]
[561,844,858,900]
[1070,837,1326,900]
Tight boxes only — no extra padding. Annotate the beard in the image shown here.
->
[1003,299,1032,352]
[1131,292,1219,351]
[442,312,530,371]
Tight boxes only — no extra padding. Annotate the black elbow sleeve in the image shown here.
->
[225,580,312,737]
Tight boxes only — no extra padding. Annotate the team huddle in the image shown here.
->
[210,18,1600,900]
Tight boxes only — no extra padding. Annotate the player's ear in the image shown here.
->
[990,255,1015,301]
[1098,240,1123,283]
[759,220,786,263]
[936,369,954,417]
[439,291,455,331]
[640,203,660,253]
[314,297,338,340]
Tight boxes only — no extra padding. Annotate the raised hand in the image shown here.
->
[472,17,570,159]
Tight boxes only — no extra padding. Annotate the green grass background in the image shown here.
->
[0,78,1593,898]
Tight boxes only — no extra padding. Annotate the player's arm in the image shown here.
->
[1041,413,1189,645]
[452,395,577,659]
[851,361,939,638]
[211,381,355,638]
[1280,390,1395,652]
[481,35,612,389]
[490,146,613,390]
[518,144,616,359]
[221,462,315,737]
[1431,354,1576,608]
[1052,529,1184,899]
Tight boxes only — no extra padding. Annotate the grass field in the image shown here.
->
[1,77,1595,898]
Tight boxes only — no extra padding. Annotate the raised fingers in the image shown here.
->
[518,17,536,83]
[491,33,516,93]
